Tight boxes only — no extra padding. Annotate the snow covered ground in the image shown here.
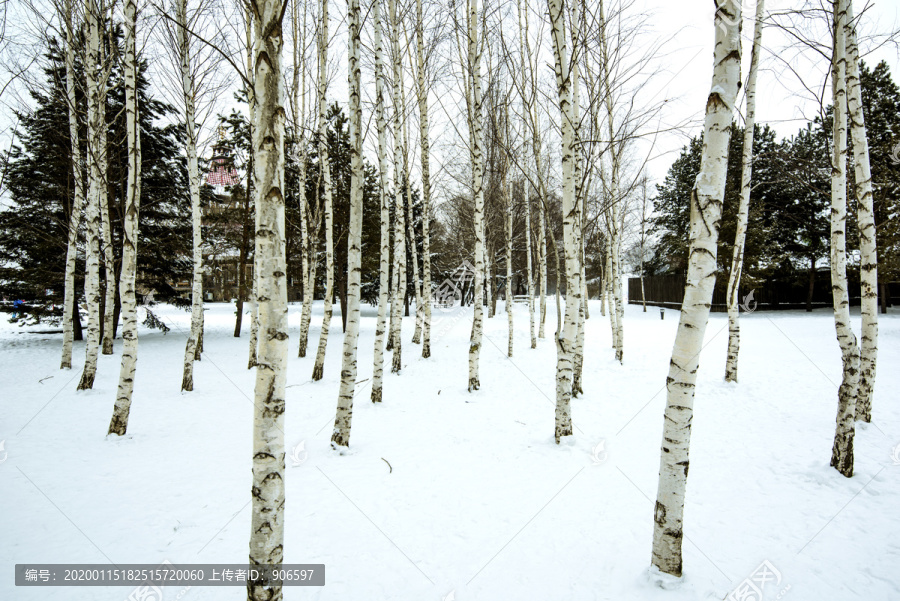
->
[1,300,899,600]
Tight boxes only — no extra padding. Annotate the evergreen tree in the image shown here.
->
[0,31,191,325]
[301,103,382,323]
[648,124,778,282]
[858,61,900,283]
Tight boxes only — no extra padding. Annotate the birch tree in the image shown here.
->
[402,107,423,345]
[388,0,406,374]
[466,0,485,391]
[246,0,287,593]
[332,0,362,446]
[177,0,205,392]
[414,0,433,358]
[99,49,115,356]
[60,0,86,370]
[291,0,311,359]
[513,0,547,339]
[845,2,878,423]
[243,5,259,369]
[570,0,585,396]
[371,0,390,401]
[312,0,335,381]
[109,0,141,436]
[725,0,765,383]
[598,0,623,364]
[505,167,513,357]
[524,179,536,349]
[547,0,581,442]
[77,0,103,391]
[828,0,859,478]
[650,0,741,576]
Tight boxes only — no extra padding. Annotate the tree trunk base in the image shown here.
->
[77,370,95,391]
[830,432,855,478]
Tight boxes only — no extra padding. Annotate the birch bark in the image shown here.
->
[61,0,86,370]
[77,0,102,391]
[466,0,485,391]
[525,183,536,349]
[485,242,494,319]
[599,0,623,363]
[845,2,877,423]
[247,0,287,593]
[650,0,741,575]
[403,111,423,345]
[292,0,310,358]
[389,0,406,374]
[109,0,141,435]
[571,0,584,394]
[547,0,581,442]
[332,0,362,447]
[725,0,765,383]
[415,0,433,358]
[371,0,390,402]
[245,11,259,369]
[311,0,335,381]
[506,180,514,357]
[178,0,205,392]
[99,55,115,355]
[829,0,859,478]
[538,191,547,337]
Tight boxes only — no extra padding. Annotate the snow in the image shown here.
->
[1,300,899,600]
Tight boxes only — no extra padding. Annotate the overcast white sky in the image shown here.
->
[1,0,898,205]
[634,0,900,184]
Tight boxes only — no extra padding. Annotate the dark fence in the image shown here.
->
[628,274,900,312]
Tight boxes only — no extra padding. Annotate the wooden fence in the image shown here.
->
[627,274,899,312]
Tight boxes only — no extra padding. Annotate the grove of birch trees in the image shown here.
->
[1,0,896,592]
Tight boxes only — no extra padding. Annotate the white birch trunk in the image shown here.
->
[571,0,585,393]
[99,70,115,356]
[403,112,423,345]
[247,0,287,594]
[600,259,607,317]
[599,0,623,364]
[845,3,878,423]
[525,184,536,349]
[109,0,141,436]
[292,0,310,359]
[605,234,617,348]
[61,0,86,370]
[725,0,765,383]
[371,0,390,402]
[538,197,547,337]
[829,0,859,478]
[388,0,406,374]
[506,180,514,357]
[650,0,741,575]
[312,0,334,382]
[415,0,433,358]
[178,0,204,392]
[77,0,102,391]
[331,0,363,447]
[248,276,259,367]
[466,0,485,391]
[485,242,493,318]
[611,216,624,362]
[547,0,581,443]
[245,11,259,370]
